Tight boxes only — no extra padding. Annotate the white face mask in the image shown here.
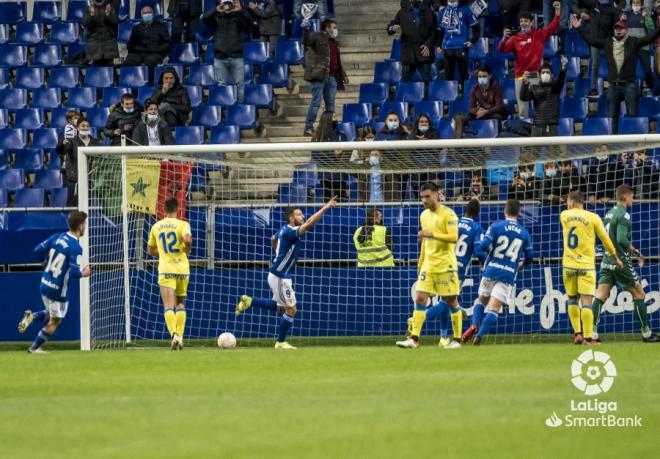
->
[79,130,91,138]
[478,77,489,86]
[597,155,609,161]
[369,155,380,166]
[364,136,375,142]
[418,125,429,133]
[520,172,531,180]
[540,73,552,83]
[632,5,642,13]
[447,1,458,7]
[386,120,399,131]
[147,114,159,123]
[124,107,134,113]
[546,169,557,178]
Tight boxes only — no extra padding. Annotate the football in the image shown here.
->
[217,332,236,349]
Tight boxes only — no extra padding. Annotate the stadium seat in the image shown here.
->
[188,64,216,87]
[67,87,97,109]
[468,37,488,61]
[13,149,44,171]
[244,41,270,64]
[0,168,25,190]
[596,96,626,118]
[435,119,455,139]
[31,88,62,110]
[412,101,443,122]
[543,36,558,59]
[572,78,601,98]
[0,24,7,45]
[429,80,459,103]
[394,82,424,103]
[461,79,476,100]
[14,109,45,130]
[557,118,575,136]
[195,19,214,43]
[0,45,28,67]
[565,31,590,58]
[447,99,469,118]
[34,169,62,188]
[390,38,401,61]
[101,87,131,107]
[501,79,516,100]
[359,83,389,105]
[50,66,80,89]
[208,85,237,107]
[117,0,131,20]
[184,85,203,108]
[15,22,45,45]
[378,101,408,122]
[336,122,356,141]
[170,43,200,65]
[480,58,508,80]
[0,149,6,169]
[47,151,60,169]
[342,103,372,126]
[209,125,240,144]
[374,61,402,84]
[119,66,149,88]
[32,128,59,150]
[0,88,28,110]
[175,126,205,144]
[49,187,67,206]
[191,106,222,127]
[0,2,26,24]
[33,44,62,67]
[275,39,304,65]
[554,56,582,80]
[369,120,385,134]
[87,107,110,129]
[49,21,80,45]
[85,66,115,89]
[243,84,273,109]
[0,188,6,206]
[560,97,588,120]
[32,1,62,23]
[258,63,288,88]
[66,0,87,22]
[638,97,660,119]
[244,64,254,84]
[15,67,45,89]
[225,104,257,129]
[49,108,69,129]
[66,42,86,65]
[117,20,137,45]
[153,65,183,85]
[618,116,649,134]
[467,119,499,138]
[0,109,8,128]
[136,86,156,106]
[583,117,612,135]
[0,68,8,89]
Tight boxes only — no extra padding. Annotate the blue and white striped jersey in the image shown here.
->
[269,225,302,279]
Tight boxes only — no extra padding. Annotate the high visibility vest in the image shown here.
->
[353,225,395,267]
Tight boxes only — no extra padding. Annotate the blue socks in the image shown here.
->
[252,298,278,312]
[30,329,52,351]
[33,310,49,322]
[277,314,294,342]
[477,310,498,338]
[472,302,485,327]
[422,301,452,338]
[425,300,447,321]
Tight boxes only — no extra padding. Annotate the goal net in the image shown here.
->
[78,135,660,349]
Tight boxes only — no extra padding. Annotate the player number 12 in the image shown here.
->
[159,232,180,254]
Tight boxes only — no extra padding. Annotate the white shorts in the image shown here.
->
[478,278,512,304]
[42,295,69,319]
[267,272,297,308]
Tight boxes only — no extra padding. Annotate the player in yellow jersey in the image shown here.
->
[561,191,622,345]
[396,182,460,349]
[147,198,193,350]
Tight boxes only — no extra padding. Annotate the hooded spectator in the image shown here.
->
[150,67,192,127]
[132,100,176,146]
[82,0,119,66]
[103,94,142,146]
[169,0,203,43]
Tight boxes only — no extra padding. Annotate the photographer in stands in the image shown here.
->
[520,58,567,137]
[82,0,119,66]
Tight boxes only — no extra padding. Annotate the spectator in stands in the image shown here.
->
[573,16,660,132]
[103,94,141,146]
[82,0,119,66]
[520,58,567,137]
[626,0,656,95]
[387,0,437,94]
[56,109,81,162]
[150,67,192,128]
[169,0,203,43]
[653,1,660,75]
[63,118,101,206]
[132,100,176,146]
[203,0,253,103]
[408,113,438,195]
[437,0,480,82]
[456,173,496,201]
[312,111,348,201]
[353,208,395,267]
[508,164,541,200]
[543,160,585,204]
[585,145,628,203]
[631,149,659,198]
[124,5,172,81]
[249,1,284,59]
[377,111,409,201]
[295,0,330,24]
[573,0,623,97]
[302,19,348,137]
[499,3,561,120]
[544,0,571,50]
[468,66,506,121]
[500,0,532,29]
[350,126,381,202]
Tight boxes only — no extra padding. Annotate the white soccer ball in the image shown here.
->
[217,332,236,349]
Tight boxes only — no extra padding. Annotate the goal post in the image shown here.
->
[78,135,660,349]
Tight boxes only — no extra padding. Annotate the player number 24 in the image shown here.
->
[492,236,522,263]
[159,232,180,254]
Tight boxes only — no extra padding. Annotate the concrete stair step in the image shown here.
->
[224,151,311,163]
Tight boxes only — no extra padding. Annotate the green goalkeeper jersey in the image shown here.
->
[602,204,632,265]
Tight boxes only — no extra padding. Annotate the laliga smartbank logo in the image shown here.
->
[544,350,642,428]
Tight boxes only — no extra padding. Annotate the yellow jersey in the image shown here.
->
[148,217,192,275]
[418,205,459,274]
[560,208,616,270]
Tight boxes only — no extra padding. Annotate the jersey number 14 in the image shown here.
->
[45,249,65,278]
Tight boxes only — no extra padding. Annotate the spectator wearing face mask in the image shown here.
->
[585,146,628,203]
[626,0,656,95]
[377,111,409,201]
[543,160,585,204]
[468,66,506,121]
[132,100,176,146]
[499,3,560,120]
[437,0,480,82]
[630,149,659,198]
[408,113,438,196]
[520,58,567,137]
[169,0,203,43]
[311,111,348,201]
[349,126,379,202]
[150,68,192,128]
[82,0,119,66]
[508,164,540,200]
[103,94,141,146]
[124,6,172,81]
[456,173,496,201]
[56,109,81,162]
[248,1,284,59]
[62,118,101,206]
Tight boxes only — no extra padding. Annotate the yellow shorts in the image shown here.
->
[158,273,190,297]
[416,271,460,297]
[562,268,596,297]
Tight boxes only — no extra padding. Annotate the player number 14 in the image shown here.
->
[45,249,65,278]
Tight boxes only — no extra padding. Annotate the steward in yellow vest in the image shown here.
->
[353,208,394,267]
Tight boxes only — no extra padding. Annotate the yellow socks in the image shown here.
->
[164,308,177,337]
[450,308,463,339]
[412,307,426,338]
[581,306,594,339]
[175,309,187,338]
[568,302,582,334]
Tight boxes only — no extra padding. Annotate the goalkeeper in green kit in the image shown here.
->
[591,185,659,343]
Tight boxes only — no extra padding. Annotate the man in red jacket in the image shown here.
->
[499,2,561,120]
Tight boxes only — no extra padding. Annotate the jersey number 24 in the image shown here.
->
[492,236,522,262]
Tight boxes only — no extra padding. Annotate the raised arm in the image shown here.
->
[299,196,338,235]
[635,24,660,48]
[572,16,607,49]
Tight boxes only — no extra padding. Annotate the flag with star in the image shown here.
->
[127,159,161,215]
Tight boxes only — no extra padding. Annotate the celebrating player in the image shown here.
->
[18,211,91,353]
[397,182,460,349]
[560,190,622,345]
[591,185,660,343]
[468,199,533,346]
[235,197,338,350]
[147,197,192,351]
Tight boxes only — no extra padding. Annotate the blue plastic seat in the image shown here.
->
[378,101,408,122]
[170,43,200,65]
[0,24,7,45]
[412,101,443,122]
[188,64,216,87]
[14,109,45,130]
[0,149,7,168]
[638,97,660,119]
[499,78,516,100]
[359,83,388,105]
[119,66,149,88]
[468,37,489,61]
[34,44,62,67]
[66,0,87,22]
[117,0,131,21]
[0,2,26,24]
[15,67,45,89]
[50,21,80,45]
[209,125,240,144]
[374,61,402,84]
[33,1,62,23]
[435,119,455,139]
[553,56,581,80]
[101,87,131,107]
[0,169,25,191]
[389,38,401,61]
[31,88,62,110]
[34,169,62,188]
[191,106,222,127]
[226,104,257,129]
[153,65,183,86]
[572,78,601,98]
[0,45,28,67]
[583,117,612,135]
[0,88,28,110]
[0,68,8,89]
[560,97,588,120]
[184,85,203,108]
[32,128,59,150]
[136,86,156,106]
[0,109,8,128]
[258,63,288,88]
[208,85,237,107]
[275,40,304,65]
[336,122,356,141]
[557,118,575,136]
[447,99,469,118]
[85,66,115,88]
[67,87,97,109]
[0,188,6,206]
[342,103,372,126]
[618,116,649,134]
[492,37,514,60]
[87,107,110,129]
[117,20,137,45]
[13,149,44,171]
[429,80,459,103]
[15,22,44,45]
[175,126,205,144]
[244,41,270,64]
[480,58,509,80]
[49,187,67,206]
[394,82,424,103]
[243,84,273,108]
[468,119,499,138]
[49,108,69,129]
[195,19,214,43]
[565,31,590,58]
[543,35,558,59]
[50,66,80,89]
[596,96,626,117]
[47,151,60,169]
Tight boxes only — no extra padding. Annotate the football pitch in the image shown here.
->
[1,342,657,459]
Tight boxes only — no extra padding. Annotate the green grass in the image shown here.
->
[1,342,658,459]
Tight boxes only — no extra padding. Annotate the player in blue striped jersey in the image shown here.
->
[18,211,91,353]
[235,197,337,349]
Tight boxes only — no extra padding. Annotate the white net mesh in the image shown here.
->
[80,136,660,349]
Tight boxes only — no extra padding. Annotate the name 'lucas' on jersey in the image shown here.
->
[481,219,534,285]
[270,225,303,279]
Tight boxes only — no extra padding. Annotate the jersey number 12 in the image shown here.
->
[159,232,180,254]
